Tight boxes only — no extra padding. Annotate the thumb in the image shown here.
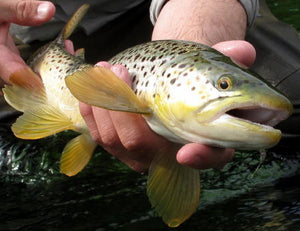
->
[0,0,55,25]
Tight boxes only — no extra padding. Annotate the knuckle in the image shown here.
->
[122,138,145,152]
[15,1,35,22]
[101,133,120,150]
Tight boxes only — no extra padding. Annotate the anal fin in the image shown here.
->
[147,153,200,227]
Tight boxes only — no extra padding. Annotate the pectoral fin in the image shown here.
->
[60,134,97,176]
[147,153,200,227]
[65,66,151,114]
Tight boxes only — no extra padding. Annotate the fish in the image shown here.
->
[3,4,293,228]
[65,42,293,226]
[3,4,97,177]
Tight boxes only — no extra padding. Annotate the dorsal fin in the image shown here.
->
[56,4,90,44]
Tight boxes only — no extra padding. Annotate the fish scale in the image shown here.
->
[110,40,233,109]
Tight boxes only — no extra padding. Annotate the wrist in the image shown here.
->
[152,0,247,46]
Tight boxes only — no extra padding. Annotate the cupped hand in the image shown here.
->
[80,40,256,172]
[0,0,55,85]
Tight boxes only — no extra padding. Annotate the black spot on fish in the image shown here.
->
[132,75,136,82]
[178,64,186,69]
[170,78,176,84]
[208,67,212,71]
[167,73,171,78]
[191,86,196,91]
[150,57,156,62]
[145,81,149,87]
[150,66,155,72]
[160,60,167,66]
[134,54,140,60]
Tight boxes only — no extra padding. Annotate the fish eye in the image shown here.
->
[217,76,232,90]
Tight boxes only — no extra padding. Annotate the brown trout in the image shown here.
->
[3,4,293,228]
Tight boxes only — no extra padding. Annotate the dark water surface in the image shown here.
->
[1,0,300,230]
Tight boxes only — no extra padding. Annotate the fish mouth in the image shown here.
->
[224,105,290,127]
[195,98,293,149]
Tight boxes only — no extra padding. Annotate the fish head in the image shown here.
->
[153,50,293,150]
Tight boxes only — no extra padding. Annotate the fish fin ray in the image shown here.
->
[60,134,97,176]
[66,66,151,114]
[75,48,85,60]
[147,153,200,227]
[3,67,45,112]
[12,105,75,139]
[62,4,90,40]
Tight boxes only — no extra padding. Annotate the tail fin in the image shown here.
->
[3,67,75,139]
[56,4,90,44]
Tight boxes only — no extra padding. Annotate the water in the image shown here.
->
[1,0,300,230]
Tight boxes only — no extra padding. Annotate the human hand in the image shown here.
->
[0,0,55,85]
[79,41,256,172]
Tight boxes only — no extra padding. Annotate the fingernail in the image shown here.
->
[37,3,51,19]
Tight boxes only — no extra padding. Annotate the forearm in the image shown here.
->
[152,0,247,46]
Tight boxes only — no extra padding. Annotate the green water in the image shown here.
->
[1,0,300,230]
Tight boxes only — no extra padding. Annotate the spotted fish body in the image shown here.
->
[29,39,90,132]
[108,40,292,149]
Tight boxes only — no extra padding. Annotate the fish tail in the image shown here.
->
[3,67,75,139]
[60,133,97,176]
[147,152,200,227]
[56,4,90,44]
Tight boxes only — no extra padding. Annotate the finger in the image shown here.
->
[64,40,75,55]
[111,64,132,87]
[176,143,234,169]
[95,61,112,68]
[0,23,20,54]
[79,103,101,142]
[0,0,55,25]
[108,65,159,157]
[213,40,256,68]
[0,22,26,83]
